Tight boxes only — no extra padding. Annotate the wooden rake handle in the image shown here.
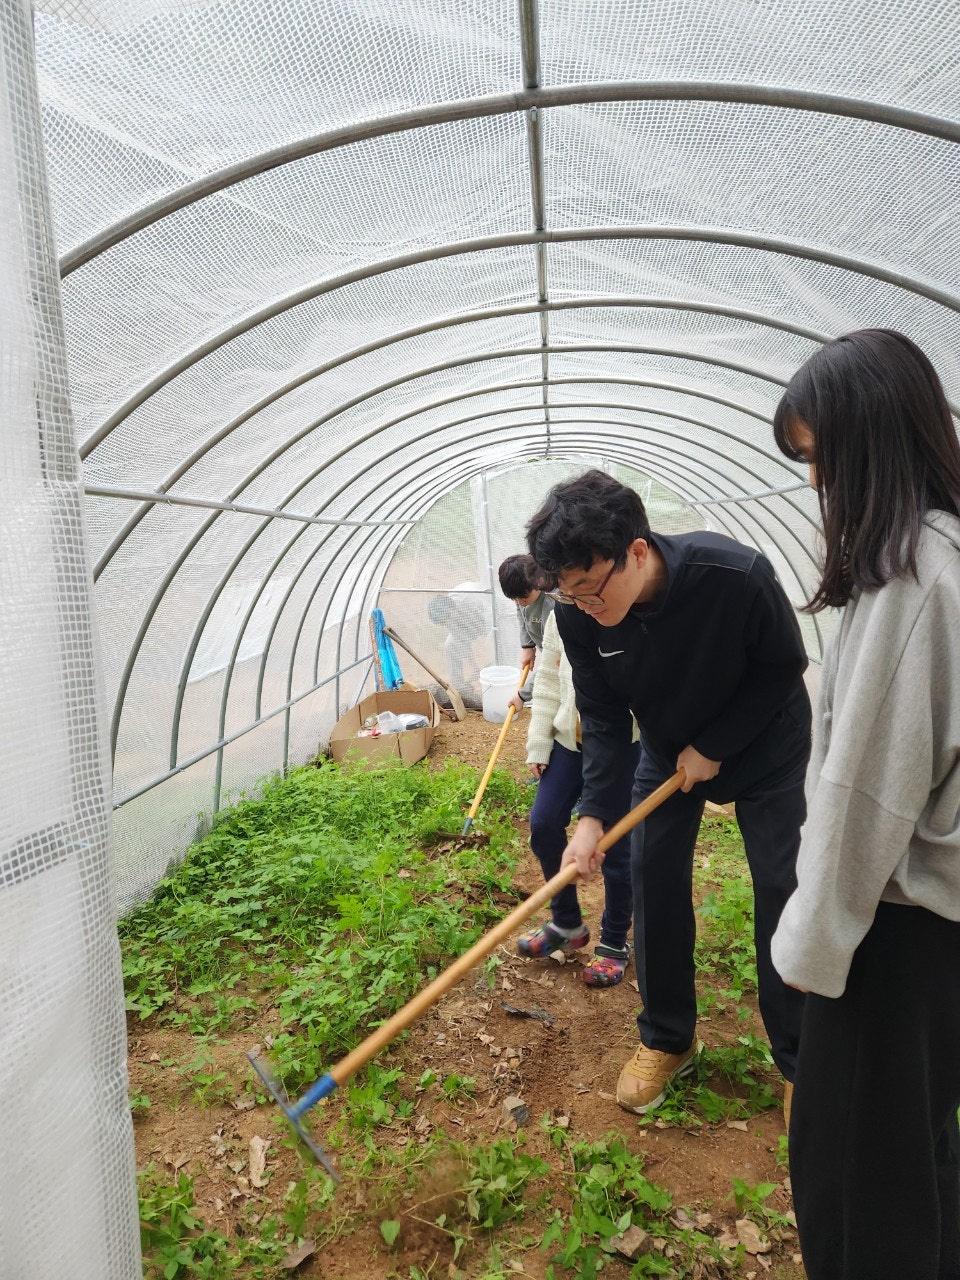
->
[328,768,685,1087]
[383,625,448,689]
[462,662,532,829]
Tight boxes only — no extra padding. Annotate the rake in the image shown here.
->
[461,662,532,836]
[249,768,685,1178]
[383,624,466,721]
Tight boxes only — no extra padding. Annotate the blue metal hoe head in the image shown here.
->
[247,1050,340,1181]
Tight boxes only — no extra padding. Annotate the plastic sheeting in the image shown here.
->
[26,0,960,901]
[3,3,959,1268]
[1,3,140,1277]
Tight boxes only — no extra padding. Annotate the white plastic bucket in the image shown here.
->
[478,665,521,724]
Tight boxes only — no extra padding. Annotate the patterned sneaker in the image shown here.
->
[615,1042,697,1114]
[517,920,589,958]
[581,943,630,987]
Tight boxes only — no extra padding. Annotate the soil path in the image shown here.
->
[130,710,805,1279]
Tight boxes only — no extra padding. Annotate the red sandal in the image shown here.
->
[517,921,590,958]
[582,943,630,987]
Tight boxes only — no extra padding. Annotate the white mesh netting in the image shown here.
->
[1,4,139,1276]
[3,0,959,1272]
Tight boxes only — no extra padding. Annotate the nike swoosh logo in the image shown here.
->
[598,649,625,658]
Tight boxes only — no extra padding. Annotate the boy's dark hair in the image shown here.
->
[498,553,539,599]
[526,469,652,582]
[774,328,960,612]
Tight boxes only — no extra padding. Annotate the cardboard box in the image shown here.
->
[328,689,441,766]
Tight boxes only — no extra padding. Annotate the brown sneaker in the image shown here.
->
[616,1043,697,1114]
[783,1080,793,1131]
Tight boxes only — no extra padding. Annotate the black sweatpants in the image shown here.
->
[791,902,960,1280]
[630,696,810,1079]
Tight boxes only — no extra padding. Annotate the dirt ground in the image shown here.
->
[129,709,804,1279]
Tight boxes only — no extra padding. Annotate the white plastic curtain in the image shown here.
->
[31,0,960,909]
[2,1,959,1271]
[0,3,139,1277]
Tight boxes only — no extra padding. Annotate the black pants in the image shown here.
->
[529,740,638,950]
[791,902,960,1280]
[630,699,809,1078]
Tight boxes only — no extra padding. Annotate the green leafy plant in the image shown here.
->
[694,815,758,1002]
[139,1163,344,1279]
[441,1073,477,1101]
[731,1176,794,1231]
[542,1133,672,1278]
[139,1167,268,1278]
[119,760,523,1095]
[381,1219,402,1247]
[461,1137,549,1230]
[178,1045,232,1107]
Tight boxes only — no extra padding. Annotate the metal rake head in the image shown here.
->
[247,1050,339,1181]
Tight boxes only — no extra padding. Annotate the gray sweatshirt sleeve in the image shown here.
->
[516,603,535,649]
[772,569,958,997]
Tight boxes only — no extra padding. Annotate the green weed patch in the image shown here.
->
[694,815,758,1004]
[120,760,523,1089]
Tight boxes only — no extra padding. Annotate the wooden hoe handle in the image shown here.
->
[462,662,532,830]
[329,768,685,1087]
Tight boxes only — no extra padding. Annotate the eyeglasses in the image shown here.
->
[546,560,619,607]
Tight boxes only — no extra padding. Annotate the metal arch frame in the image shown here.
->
[119,428,815,812]
[216,454,516,810]
[90,294,831,577]
[366,427,822,646]
[430,421,820,615]
[66,0,953,812]
[114,653,373,809]
[537,437,791,559]
[103,371,767,760]
[244,385,787,712]
[273,412,818,746]
[92,340,791,586]
[351,448,789,691]
[181,395,793,785]
[485,435,824,659]
[300,410,821,699]
[175,392,807,770]
[109,376,800,765]
[59,83,960,276]
[697,481,809,505]
[82,483,416,529]
[299,428,792,693]
[76,226,960,463]
[533,430,821,637]
[518,0,552,453]
[395,424,826,646]
[126,455,503,812]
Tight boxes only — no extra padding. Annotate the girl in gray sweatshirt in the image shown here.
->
[770,329,960,1280]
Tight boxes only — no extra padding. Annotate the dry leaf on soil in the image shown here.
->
[735,1218,771,1255]
[249,1135,269,1188]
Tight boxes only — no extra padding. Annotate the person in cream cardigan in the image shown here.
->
[518,612,639,985]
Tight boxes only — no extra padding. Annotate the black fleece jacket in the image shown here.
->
[554,531,808,823]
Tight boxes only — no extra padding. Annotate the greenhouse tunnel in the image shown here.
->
[2,0,959,1274]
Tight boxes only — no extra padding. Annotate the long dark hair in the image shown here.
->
[774,329,960,611]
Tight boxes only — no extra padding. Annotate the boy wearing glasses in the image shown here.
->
[527,470,810,1121]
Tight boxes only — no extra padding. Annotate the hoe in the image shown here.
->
[250,769,685,1178]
